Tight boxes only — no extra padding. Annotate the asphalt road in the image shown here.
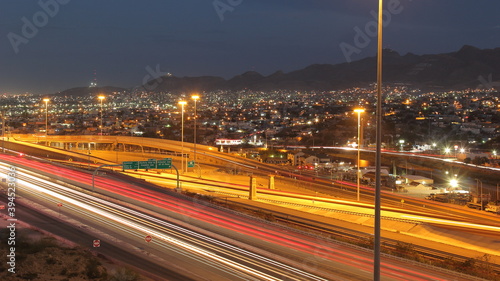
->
[0,154,488,280]
[0,195,195,281]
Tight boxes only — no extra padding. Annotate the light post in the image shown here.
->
[98,95,105,135]
[476,179,483,211]
[178,101,187,173]
[374,1,384,280]
[192,95,200,162]
[354,108,365,201]
[43,98,50,138]
[497,183,499,202]
[1,111,5,153]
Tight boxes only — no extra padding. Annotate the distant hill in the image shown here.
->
[55,46,500,95]
[146,45,500,92]
[54,86,128,97]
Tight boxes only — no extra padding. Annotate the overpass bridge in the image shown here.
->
[7,134,265,175]
[7,134,500,188]
[13,134,207,156]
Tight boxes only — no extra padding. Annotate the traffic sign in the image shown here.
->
[157,158,172,169]
[139,160,157,169]
[123,161,139,170]
[188,160,195,168]
[145,235,152,243]
[93,239,100,247]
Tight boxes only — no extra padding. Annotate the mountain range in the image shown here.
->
[58,45,500,96]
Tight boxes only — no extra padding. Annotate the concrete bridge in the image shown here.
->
[8,134,259,174]
[12,134,213,156]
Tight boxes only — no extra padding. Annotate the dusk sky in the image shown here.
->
[1,0,499,94]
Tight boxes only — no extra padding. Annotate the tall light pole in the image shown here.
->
[98,95,105,135]
[374,0,384,280]
[476,179,483,211]
[192,95,200,163]
[497,183,499,202]
[354,108,365,201]
[2,111,5,153]
[179,101,187,173]
[43,98,50,139]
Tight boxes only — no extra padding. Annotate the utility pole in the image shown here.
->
[1,111,5,153]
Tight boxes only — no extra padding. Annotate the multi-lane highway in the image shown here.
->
[0,154,482,280]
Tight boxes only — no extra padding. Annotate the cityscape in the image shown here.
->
[1,1,500,281]
[2,85,499,156]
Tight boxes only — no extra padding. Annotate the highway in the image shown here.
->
[0,154,481,280]
[0,160,326,280]
[122,167,500,230]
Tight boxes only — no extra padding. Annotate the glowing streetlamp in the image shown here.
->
[450,178,458,189]
[98,95,105,135]
[399,139,405,151]
[43,98,50,138]
[354,108,365,201]
[192,95,200,163]
[179,101,187,173]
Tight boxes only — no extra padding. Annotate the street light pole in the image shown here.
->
[1,111,5,153]
[98,95,105,135]
[192,95,200,162]
[374,0,384,280]
[179,101,187,173]
[43,98,50,139]
[354,108,365,201]
[476,179,483,211]
[497,183,499,202]
[480,180,483,211]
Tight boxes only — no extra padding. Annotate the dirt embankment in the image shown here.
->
[0,224,144,281]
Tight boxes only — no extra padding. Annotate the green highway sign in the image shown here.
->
[188,160,195,168]
[139,160,157,169]
[123,159,172,170]
[123,161,139,170]
[157,158,172,169]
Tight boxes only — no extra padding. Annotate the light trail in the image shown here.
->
[0,164,329,281]
[402,215,500,232]
[0,156,481,280]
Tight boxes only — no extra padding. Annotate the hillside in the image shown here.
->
[147,45,500,92]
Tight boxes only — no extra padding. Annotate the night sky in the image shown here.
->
[1,0,499,94]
